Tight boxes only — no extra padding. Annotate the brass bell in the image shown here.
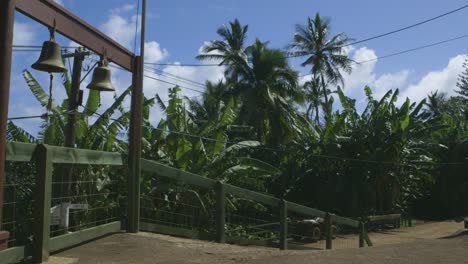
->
[31,24,67,73]
[86,57,115,92]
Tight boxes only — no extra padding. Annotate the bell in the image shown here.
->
[31,40,67,73]
[86,59,115,92]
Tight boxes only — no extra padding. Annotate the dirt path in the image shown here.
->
[49,221,467,264]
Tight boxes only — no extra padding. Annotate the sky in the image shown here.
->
[8,0,468,136]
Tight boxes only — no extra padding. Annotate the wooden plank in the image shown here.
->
[0,246,29,264]
[215,181,226,243]
[364,231,373,247]
[15,0,134,71]
[279,199,287,250]
[286,202,326,218]
[224,184,279,207]
[139,222,200,239]
[141,159,215,189]
[49,221,122,252]
[32,144,53,263]
[5,142,36,162]
[332,215,360,228]
[325,213,332,249]
[368,214,401,223]
[48,146,125,165]
[225,236,277,248]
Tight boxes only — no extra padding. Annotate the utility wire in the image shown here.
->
[344,4,468,47]
[300,33,468,77]
[144,65,206,87]
[82,110,465,166]
[133,0,141,54]
[7,110,465,166]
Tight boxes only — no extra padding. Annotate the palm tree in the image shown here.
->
[303,77,322,125]
[196,19,249,83]
[235,39,305,145]
[290,12,353,120]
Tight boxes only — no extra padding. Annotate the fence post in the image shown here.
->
[325,212,332,249]
[279,199,287,250]
[33,144,53,263]
[359,221,365,248]
[215,181,225,243]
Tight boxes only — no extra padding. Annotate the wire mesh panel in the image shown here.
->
[330,219,361,249]
[288,212,326,250]
[140,172,216,235]
[1,161,36,248]
[225,194,280,246]
[49,163,125,237]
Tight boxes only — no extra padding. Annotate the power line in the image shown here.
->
[143,74,205,94]
[300,33,468,78]
[144,66,206,87]
[81,110,464,166]
[344,4,468,47]
[354,34,468,64]
[144,62,222,67]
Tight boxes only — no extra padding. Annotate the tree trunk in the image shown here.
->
[321,75,329,120]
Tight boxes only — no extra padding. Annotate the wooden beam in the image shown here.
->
[0,246,29,264]
[32,144,53,263]
[15,0,134,71]
[49,221,122,252]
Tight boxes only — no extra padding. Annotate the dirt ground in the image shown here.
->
[49,221,468,264]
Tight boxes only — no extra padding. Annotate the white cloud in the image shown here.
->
[401,55,465,103]
[53,0,64,6]
[111,4,136,14]
[145,41,169,63]
[13,22,36,45]
[374,70,410,98]
[100,13,140,49]
[343,47,378,93]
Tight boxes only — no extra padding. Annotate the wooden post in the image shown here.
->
[359,222,365,248]
[215,181,226,243]
[325,212,332,250]
[127,0,147,234]
[279,199,287,250]
[0,0,16,249]
[33,144,53,263]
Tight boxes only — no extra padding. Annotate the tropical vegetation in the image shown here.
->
[7,13,467,221]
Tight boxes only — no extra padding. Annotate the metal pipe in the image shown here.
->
[0,0,16,248]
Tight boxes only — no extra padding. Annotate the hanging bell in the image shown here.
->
[86,57,115,92]
[31,23,67,73]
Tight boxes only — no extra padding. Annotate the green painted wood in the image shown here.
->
[279,199,287,250]
[0,246,29,264]
[286,202,326,218]
[32,144,53,263]
[48,146,125,165]
[139,222,200,239]
[5,142,36,162]
[359,222,365,248]
[332,215,360,228]
[49,221,122,252]
[225,236,278,248]
[368,214,401,222]
[141,159,215,189]
[325,213,332,249]
[364,229,373,247]
[215,181,226,243]
[224,184,279,207]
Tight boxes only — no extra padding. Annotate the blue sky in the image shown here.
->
[9,0,468,135]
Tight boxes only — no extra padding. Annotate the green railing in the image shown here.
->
[140,158,371,250]
[1,143,372,263]
[1,142,124,263]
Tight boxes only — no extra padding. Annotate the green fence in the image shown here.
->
[139,158,372,250]
[1,143,124,263]
[1,143,372,263]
